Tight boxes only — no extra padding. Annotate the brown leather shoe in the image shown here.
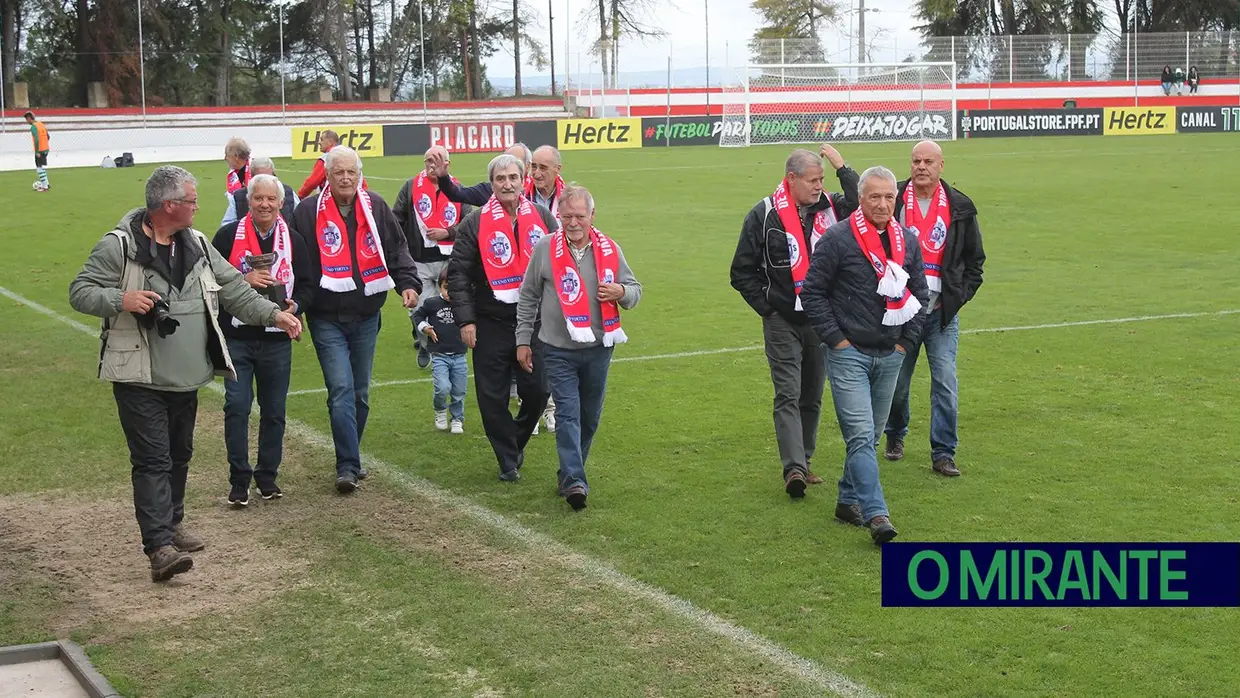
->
[149,545,193,582]
[784,470,807,499]
[933,457,961,477]
[172,525,205,553]
[806,471,824,485]
[868,516,898,545]
[834,503,864,527]
[884,437,904,461]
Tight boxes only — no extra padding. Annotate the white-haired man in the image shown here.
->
[289,146,421,494]
[730,144,858,498]
[70,165,302,581]
[394,145,470,369]
[212,174,316,506]
[221,156,299,227]
[525,145,565,217]
[515,184,641,510]
[801,165,929,545]
[883,140,986,477]
[447,153,558,481]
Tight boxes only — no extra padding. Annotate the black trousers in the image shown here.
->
[473,315,549,474]
[113,383,198,554]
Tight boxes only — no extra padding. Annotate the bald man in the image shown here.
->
[526,146,565,217]
[429,143,536,207]
[882,140,986,477]
[395,146,471,367]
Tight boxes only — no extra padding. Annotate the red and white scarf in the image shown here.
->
[478,195,549,304]
[525,174,565,218]
[848,209,922,326]
[550,227,627,346]
[411,172,462,255]
[772,178,835,311]
[903,182,951,293]
[228,213,293,331]
[226,161,251,195]
[314,187,393,296]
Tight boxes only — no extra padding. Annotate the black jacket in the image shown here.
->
[232,184,297,224]
[801,219,930,356]
[896,178,985,328]
[412,295,466,354]
[438,177,493,207]
[392,177,471,264]
[729,166,861,324]
[211,220,316,341]
[447,201,558,327]
[289,191,420,321]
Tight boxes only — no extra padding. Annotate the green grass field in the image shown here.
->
[1,133,1238,697]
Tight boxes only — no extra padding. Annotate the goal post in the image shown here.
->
[719,61,958,147]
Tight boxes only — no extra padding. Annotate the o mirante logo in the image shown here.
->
[881,543,1240,607]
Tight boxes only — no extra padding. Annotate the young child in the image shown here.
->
[412,268,467,433]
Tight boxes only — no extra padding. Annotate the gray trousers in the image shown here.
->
[762,312,827,477]
[410,260,449,346]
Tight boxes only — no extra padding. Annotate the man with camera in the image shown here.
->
[70,165,302,583]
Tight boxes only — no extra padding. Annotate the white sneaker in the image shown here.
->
[450,419,464,434]
[532,421,540,435]
[434,410,448,431]
[544,410,556,433]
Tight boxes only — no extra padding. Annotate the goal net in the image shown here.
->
[719,62,958,147]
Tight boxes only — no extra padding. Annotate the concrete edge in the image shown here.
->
[58,640,123,698]
[0,641,61,665]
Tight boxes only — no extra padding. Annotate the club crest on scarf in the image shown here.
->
[558,267,583,304]
[359,231,380,259]
[528,224,546,247]
[322,222,343,255]
[443,204,458,226]
[602,268,615,284]
[489,231,515,266]
[785,233,803,269]
[926,218,948,251]
[416,194,433,218]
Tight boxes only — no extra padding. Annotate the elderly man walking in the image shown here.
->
[289,146,421,494]
[69,165,302,581]
[221,156,298,227]
[516,184,641,510]
[524,145,565,217]
[882,140,986,477]
[730,144,859,498]
[447,153,558,481]
[394,145,468,369]
[801,166,929,545]
[212,174,316,506]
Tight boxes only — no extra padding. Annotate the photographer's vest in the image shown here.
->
[98,228,238,384]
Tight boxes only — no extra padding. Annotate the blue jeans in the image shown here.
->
[223,338,292,488]
[544,344,613,494]
[824,344,905,521]
[308,313,381,477]
[885,310,960,460]
[432,353,468,421]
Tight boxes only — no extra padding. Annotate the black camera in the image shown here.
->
[139,297,180,337]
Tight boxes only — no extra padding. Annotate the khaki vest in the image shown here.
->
[98,228,238,384]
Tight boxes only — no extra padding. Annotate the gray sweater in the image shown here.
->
[516,233,642,350]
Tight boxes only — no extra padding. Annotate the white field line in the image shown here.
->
[283,308,1240,398]
[0,284,877,698]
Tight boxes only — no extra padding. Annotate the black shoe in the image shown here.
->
[933,457,961,477]
[834,503,865,527]
[885,436,905,461]
[868,515,898,545]
[258,482,283,500]
[228,484,250,507]
[564,485,587,511]
[417,347,430,369]
[336,473,358,494]
[499,469,520,482]
[358,468,369,480]
[784,469,807,499]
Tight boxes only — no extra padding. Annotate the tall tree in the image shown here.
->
[748,0,839,62]
[512,0,521,94]
[578,0,661,88]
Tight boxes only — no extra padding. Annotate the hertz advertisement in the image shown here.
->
[290,125,385,159]
[1102,107,1176,136]
[557,118,643,150]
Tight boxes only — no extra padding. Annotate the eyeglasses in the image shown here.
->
[172,198,199,207]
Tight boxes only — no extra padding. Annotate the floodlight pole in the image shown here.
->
[279,2,286,122]
[704,0,709,114]
[419,0,428,117]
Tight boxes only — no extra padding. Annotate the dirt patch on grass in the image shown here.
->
[0,491,311,637]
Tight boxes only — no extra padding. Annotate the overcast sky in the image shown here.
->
[482,0,928,80]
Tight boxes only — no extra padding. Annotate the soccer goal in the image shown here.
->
[719,62,958,147]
